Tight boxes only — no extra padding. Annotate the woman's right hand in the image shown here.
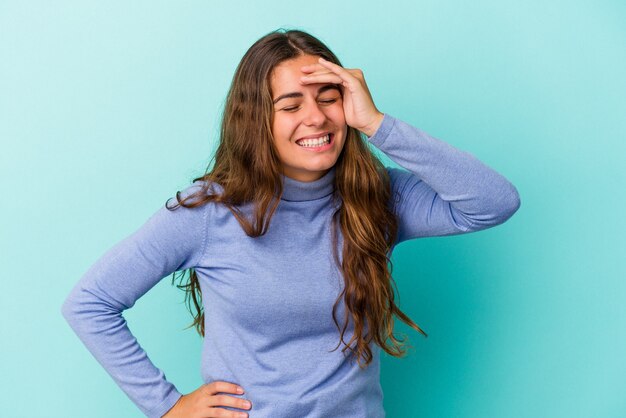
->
[162,381,252,418]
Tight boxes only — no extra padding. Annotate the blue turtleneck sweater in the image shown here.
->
[61,113,520,418]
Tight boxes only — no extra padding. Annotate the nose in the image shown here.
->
[302,102,327,126]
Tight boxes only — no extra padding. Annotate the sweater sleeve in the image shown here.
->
[61,181,210,418]
[366,113,521,245]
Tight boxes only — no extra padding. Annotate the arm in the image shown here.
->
[296,59,520,245]
[61,182,210,418]
[366,113,521,244]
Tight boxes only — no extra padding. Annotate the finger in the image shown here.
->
[207,394,252,411]
[300,63,325,73]
[207,407,249,417]
[204,381,244,395]
[316,57,356,81]
[300,62,338,74]
[300,68,335,77]
[300,73,344,86]
[315,59,366,93]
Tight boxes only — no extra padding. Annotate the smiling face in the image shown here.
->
[270,54,347,182]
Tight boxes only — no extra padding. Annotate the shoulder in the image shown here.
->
[159,178,237,231]
[165,179,224,209]
[382,166,424,208]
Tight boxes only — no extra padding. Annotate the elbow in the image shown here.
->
[463,183,521,231]
[492,183,521,225]
[61,293,78,332]
[505,184,521,216]
[60,284,125,332]
[61,289,82,329]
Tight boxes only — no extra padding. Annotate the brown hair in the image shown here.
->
[168,28,426,368]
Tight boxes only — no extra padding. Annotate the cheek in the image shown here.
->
[272,115,291,138]
[327,104,345,122]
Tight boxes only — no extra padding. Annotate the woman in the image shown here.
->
[62,28,521,418]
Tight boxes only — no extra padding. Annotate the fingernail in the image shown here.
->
[237,387,244,394]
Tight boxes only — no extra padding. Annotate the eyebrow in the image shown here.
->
[272,84,341,105]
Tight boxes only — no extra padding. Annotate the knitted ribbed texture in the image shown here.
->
[62,113,520,418]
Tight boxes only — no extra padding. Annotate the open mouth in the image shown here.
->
[295,133,333,149]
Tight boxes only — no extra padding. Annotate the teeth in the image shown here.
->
[297,134,330,147]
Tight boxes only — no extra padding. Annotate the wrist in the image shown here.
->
[361,112,384,138]
[162,395,183,418]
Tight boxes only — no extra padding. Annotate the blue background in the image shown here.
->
[1,1,625,417]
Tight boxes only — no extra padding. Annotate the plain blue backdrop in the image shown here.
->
[1,1,625,417]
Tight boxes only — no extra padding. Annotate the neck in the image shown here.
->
[279,165,336,202]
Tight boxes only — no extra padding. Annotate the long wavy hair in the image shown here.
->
[167,28,427,369]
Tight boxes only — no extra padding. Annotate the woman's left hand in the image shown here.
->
[300,57,384,138]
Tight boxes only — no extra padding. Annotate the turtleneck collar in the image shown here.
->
[279,165,336,202]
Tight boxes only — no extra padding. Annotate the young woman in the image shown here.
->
[62,29,521,418]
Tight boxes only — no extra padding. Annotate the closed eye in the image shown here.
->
[283,98,338,112]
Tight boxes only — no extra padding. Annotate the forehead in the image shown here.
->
[270,54,322,93]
